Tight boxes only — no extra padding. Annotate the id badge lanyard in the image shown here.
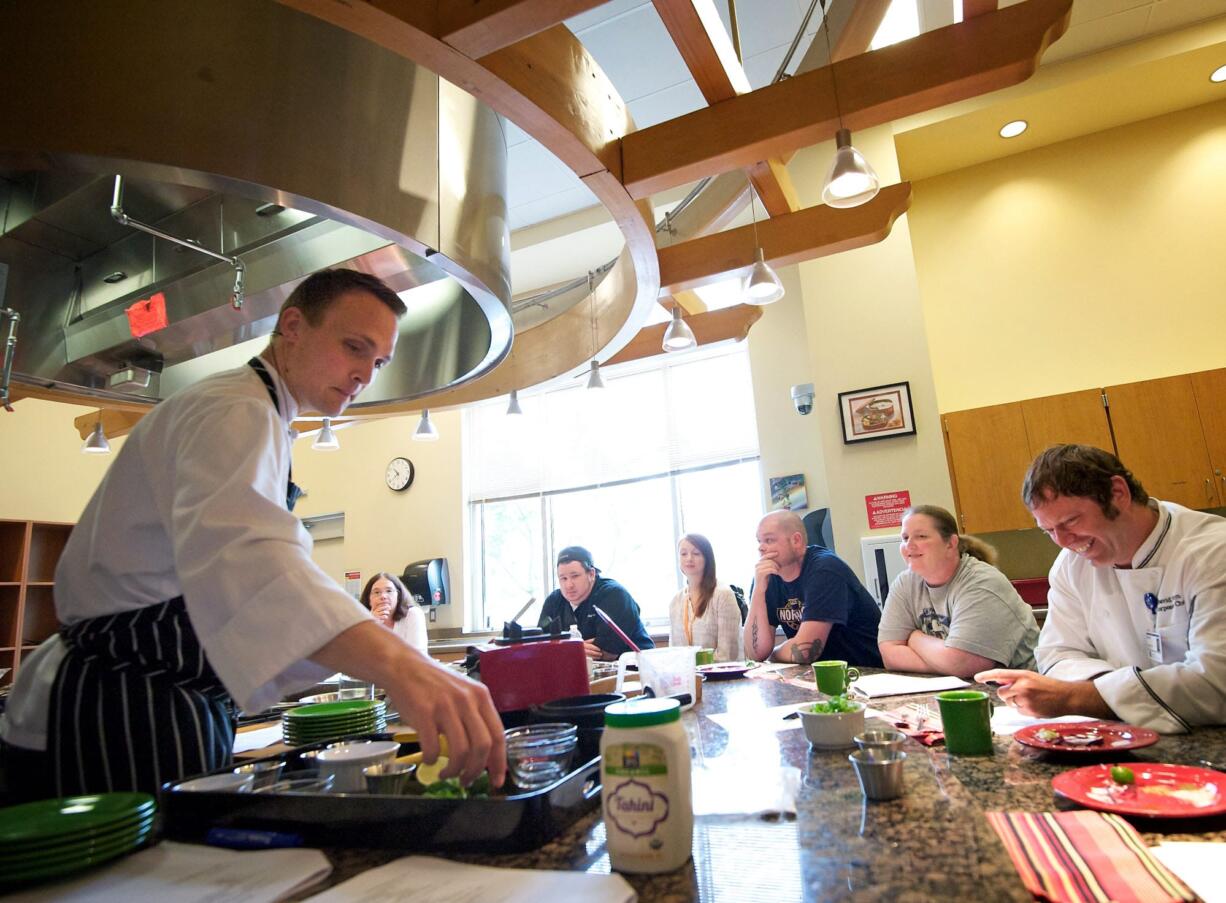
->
[1143,592,1163,664]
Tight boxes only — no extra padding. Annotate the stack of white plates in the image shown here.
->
[0,792,156,886]
[282,699,387,745]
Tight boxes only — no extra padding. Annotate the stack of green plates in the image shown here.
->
[0,792,156,885]
[283,698,388,745]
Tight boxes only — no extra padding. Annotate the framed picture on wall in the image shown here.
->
[838,381,916,444]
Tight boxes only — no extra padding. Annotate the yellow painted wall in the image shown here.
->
[909,98,1226,413]
[0,399,124,522]
[290,410,466,632]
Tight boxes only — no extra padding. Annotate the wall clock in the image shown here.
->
[385,456,415,492]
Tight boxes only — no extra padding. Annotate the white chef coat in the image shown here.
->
[1,361,371,751]
[1036,500,1226,733]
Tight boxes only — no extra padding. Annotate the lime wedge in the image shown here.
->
[415,756,450,787]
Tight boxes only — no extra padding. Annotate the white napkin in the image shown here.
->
[848,673,970,698]
[989,707,1097,737]
[1151,843,1226,903]
[692,764,801,817]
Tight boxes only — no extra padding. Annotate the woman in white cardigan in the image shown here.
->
[359,572,428,653]
[668,534,743,663]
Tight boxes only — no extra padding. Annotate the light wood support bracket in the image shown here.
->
[605,304,763,367]
[621,0,1072,198]
[658,182,912,295]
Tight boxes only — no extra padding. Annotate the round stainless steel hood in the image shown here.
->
[0,0,512,407]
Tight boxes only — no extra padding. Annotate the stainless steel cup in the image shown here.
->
[848,749,907,800]
[853,730,907,756]
[363,761,414,795]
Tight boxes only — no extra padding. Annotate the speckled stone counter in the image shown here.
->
[296,668,1226,901]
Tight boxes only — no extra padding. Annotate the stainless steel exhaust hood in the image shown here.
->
[0,0,513,409]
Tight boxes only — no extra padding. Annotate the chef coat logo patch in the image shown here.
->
[778,597,803,630]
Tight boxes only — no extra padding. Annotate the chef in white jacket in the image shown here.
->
[978,444,1226,733]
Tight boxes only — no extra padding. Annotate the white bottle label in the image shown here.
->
[604,743,671,843]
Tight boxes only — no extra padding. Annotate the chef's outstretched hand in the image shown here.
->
[975,668,1113,721]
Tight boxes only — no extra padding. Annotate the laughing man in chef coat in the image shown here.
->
[978,444,1226,733]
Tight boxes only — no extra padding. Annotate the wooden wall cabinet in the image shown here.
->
[943,388,1113,533]
[1190,368,1226,505]
[0,520,72,687]
[1106,374,1221,510]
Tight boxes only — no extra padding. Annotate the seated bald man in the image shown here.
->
[744,511,883,667]
[977,444,1226,733]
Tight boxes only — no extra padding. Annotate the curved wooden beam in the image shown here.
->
[621,0,1073,198]
[439,1,609,58]
[658,182,912,294]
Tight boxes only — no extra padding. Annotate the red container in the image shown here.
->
[478,638,590,713]
[1011,578,1050,608]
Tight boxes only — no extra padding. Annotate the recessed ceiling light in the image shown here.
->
[999,120,1028,139]
[1211,64,1226,84]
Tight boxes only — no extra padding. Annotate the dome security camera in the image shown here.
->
[791,383,815,416]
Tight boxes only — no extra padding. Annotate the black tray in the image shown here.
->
[160,735,602,854]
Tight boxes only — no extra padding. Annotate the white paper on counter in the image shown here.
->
[234,723,284,753]
[1151,842,1226,903]
[705,702,805,733]
[5,841,331,903]
[989,707,1097,736]
[849,673,970,699]
[693,764,801,816]
[303,856,636,903]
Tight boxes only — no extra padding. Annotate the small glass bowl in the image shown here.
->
[232,760,285,790]
[257,774,336,794]
[504,723,578,790]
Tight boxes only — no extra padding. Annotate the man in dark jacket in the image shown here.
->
[539,546,654,660]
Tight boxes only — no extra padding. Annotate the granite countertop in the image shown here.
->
[287,667,1226,900]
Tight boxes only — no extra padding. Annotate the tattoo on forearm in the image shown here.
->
[751,622,759,653]
[789,638,824,665]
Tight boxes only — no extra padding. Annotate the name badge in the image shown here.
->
[1145,630,1163,664]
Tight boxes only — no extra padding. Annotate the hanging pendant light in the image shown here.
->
[661,305,697,353]
[586,360,605,390]
[506,389,523,415]
[741,186,785,305]
[742,248,785,305]
[821,128,880,208]
[817,0,879,209]
[81,417,111,455]
[413,408,439,441]
[312,417,339,451]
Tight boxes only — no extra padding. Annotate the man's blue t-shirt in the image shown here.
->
[763,546,883,667]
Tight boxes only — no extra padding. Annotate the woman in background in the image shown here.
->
[669,534,743,662]
[360,572,428,652]
[878,505,1038,679]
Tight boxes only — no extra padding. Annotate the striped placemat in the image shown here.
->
[986,810,1196,903]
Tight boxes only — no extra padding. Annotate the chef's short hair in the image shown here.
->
[1022,444,1148,515]
[279,268,406,326]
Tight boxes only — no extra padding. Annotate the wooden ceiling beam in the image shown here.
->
[72,409,146,441]
[621,0,1072,198]
[605,304,762,367]
[653,0,798,217]
[658,182,911,295]
[438,1,609,58]
[829,0,892,63]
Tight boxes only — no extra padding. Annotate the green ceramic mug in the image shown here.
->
[813,660,860,695]
[936,690,994,756]
[695,649,716,666]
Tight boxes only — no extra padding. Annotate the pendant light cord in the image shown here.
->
[819,0,845,127]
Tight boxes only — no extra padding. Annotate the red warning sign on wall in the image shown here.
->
[866,491,911,530]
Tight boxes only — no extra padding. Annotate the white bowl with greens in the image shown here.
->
[798,696,865,749]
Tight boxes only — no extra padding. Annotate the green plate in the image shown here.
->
[0,828,152,884]
[0,815,155,867]
[0,811,155,858]
[283,714,381,730]
[0,793,155,844]
[285,700,382,720]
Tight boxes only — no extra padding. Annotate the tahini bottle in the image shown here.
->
[601,698,692,873]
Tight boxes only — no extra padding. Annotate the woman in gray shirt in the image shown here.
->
[878,506,1039,678]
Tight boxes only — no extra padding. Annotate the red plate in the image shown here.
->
[1015,720,1158,752]
[697,663,754,681]
[1053,763,1226,818]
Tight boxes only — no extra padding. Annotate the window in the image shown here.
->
[465,344,763,630]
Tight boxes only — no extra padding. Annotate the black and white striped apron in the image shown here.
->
[43,357,301,795]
